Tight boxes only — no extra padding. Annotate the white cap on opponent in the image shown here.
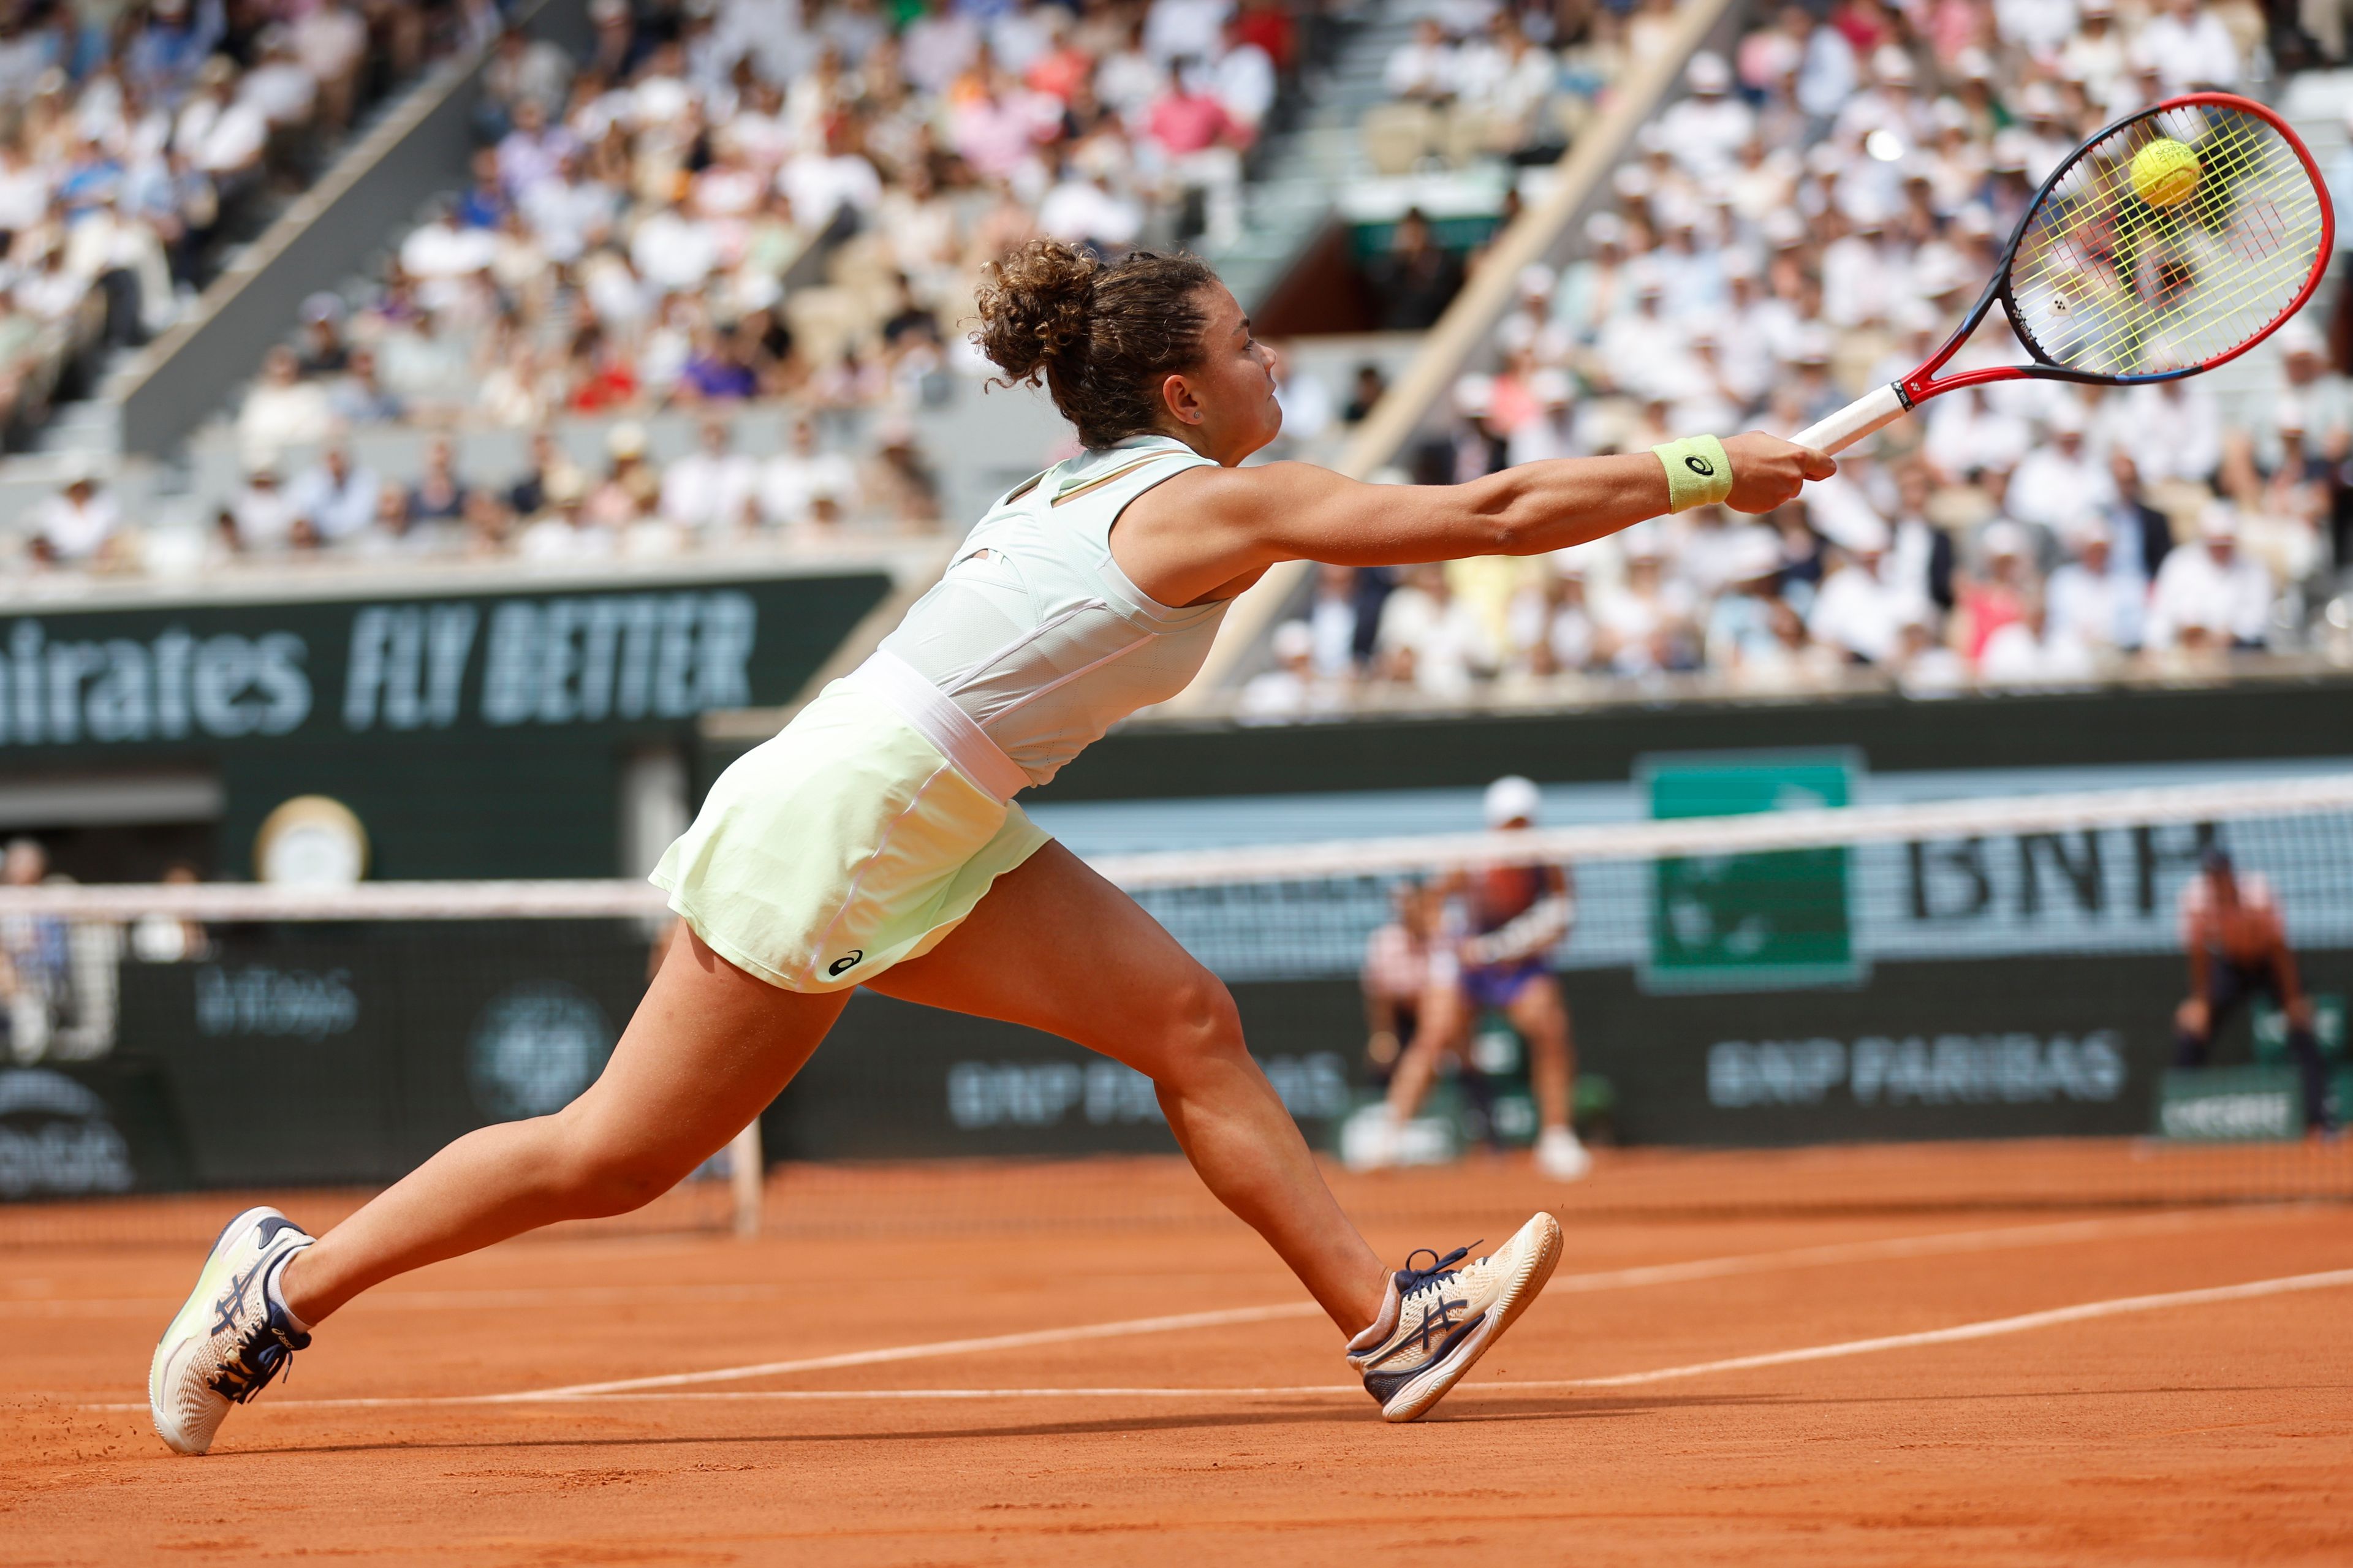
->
[1484,775,1542,829]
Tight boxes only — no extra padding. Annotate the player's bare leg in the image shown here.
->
[281,934,851,1324]
[1374,975,1471,1134]
[875,843,1561,1417]
[156,844,1554,1448]
[151,931,848,1452]
[872,841,1389,1334]
[1504,977,1575,1132]
[1506,976,1590,1179]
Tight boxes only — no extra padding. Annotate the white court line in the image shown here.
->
[1538,1207,2240,1295]
[0,1205,2267,1321]
[494,1303,1322,1400]
[61,1210,2331,1413]
[72,1265,2353,1412]
[62,1305,1320,1413]
[1544,1265,2353,1390]
[34,1202,2295,1322]
[426,1207,2254,1402]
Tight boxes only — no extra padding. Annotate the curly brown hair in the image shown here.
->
[972,240,1219,450]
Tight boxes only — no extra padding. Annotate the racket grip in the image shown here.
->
[1792,384,1908,456]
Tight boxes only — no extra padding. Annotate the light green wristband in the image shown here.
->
[1652,435,1733,513]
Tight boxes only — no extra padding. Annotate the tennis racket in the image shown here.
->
[1793,93,2333,455]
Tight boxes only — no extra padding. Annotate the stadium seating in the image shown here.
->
[0,1,485,493]
[9,0,1347,579]
[13,0,2352,716]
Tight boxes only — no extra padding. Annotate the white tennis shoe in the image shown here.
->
[1534,1126,1592,1181]
[148,1206,314,1455]
[1346,1211,1563,1422]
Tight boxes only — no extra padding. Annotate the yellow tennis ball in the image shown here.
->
[2131,138,2200,208]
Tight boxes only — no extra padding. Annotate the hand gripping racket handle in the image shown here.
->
[1792,383,1909,456]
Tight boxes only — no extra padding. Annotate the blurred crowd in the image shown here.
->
[220,0,1315,466]
[15,0,1347,577]
[1245,0,2353,716]
[26,407,947,570]
[0,0,492,444]
[17,0,2353,702]
[1362,0,1636,175]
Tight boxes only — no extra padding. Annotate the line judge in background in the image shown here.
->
[2175,848,2338,1134]
[1354,776,1589,1180]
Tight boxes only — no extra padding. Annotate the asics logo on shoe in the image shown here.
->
[211,1264,258,1337]
[828,950,863,976]
[1411,1291,1471,1352]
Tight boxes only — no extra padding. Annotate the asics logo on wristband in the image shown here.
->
[1685,455,1715,476]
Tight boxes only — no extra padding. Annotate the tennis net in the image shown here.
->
[1,772,2347,1243]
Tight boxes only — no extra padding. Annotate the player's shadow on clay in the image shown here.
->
[201,1379,2336,1457]
[210,1404,1618,1456]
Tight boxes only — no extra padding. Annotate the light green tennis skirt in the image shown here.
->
[651,681,1050,993]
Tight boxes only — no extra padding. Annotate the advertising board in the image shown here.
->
[0,570,889,877]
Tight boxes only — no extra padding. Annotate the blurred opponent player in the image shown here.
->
[1359,879,1439,1090]
[150,241,1825,1449]
[2175,847,2337,1133]
[1359,777,1590,1181]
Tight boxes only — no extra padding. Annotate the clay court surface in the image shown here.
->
[6,1141,2351,1565]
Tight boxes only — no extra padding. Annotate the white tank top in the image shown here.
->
[854,434,1229,798]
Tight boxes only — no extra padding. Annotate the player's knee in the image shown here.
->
[1148,972,1247,1085]
[1518,991,1567,1035]
[546,1123,690,1217]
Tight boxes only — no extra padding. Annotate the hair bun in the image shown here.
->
[975,238,1100,386]
[968,241,1217,449]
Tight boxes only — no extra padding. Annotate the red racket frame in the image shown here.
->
[1898,91,2333,407]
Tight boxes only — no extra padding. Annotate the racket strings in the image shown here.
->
[2035,112,2306,353]
[2018,113,2316,369]
[2007,104,2322,378]
[2023,116,2308,368]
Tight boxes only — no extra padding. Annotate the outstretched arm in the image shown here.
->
[1118,434,1833,610]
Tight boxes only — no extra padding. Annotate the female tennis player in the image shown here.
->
[150,242,1832,1449]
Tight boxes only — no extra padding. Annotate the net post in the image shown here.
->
[728,1120,764,1239]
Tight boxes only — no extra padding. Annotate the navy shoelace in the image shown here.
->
[210,1332,296,1405]
[205,1268,303,1405]
[1394,1242,1478,1299]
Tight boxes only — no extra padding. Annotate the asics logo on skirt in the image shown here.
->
[828,951,863,977]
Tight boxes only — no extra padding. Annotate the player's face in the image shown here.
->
[1159,284,1282,465]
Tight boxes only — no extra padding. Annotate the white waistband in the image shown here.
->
[843,648,1031,805]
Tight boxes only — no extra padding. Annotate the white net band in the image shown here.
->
[0,773,2347,921]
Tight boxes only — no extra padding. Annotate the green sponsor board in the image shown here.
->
[2156,1066,2306,1141]
[2253,993,2346,1061]
[0,1062,192,1198]
[114,923,654,1186]
[0,573,886,752]
[1642,753,1860,993]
